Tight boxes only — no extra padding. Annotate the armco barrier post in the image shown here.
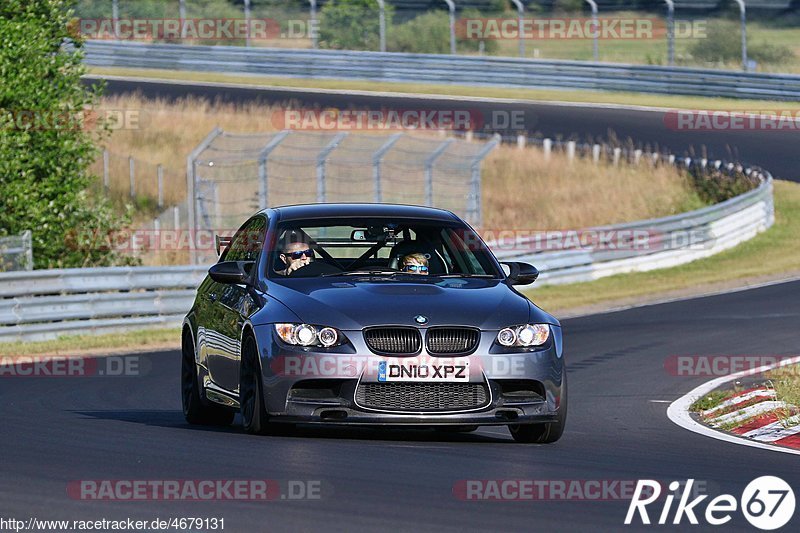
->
[543,138,552,161]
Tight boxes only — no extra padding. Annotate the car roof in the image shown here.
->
[264,203,461,223]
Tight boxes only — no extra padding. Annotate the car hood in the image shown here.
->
[259,277,557,330]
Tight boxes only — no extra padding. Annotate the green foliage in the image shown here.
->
[388,10,497,55]
[0,0,134,268]
[690,22,794,66]
[319,0,389,51]
[687,167,760,205]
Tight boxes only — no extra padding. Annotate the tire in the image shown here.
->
[509,371,567,444]
[239,334,270,435]
[181,330,235,426]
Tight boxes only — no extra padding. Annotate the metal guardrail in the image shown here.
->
[0,173,774,343]
[84,41,800,100]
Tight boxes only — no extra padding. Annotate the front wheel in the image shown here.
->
[181,330,235,426]
[240,334,270,435]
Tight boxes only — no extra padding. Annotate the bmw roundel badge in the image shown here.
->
[414,315,428,325]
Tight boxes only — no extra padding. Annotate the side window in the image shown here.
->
[224,216,267,263]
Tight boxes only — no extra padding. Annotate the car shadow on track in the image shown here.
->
[71,409,515,443]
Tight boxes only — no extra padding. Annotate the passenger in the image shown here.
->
[276,241,314,276]
[400,252,429,275]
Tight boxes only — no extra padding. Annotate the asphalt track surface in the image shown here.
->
[3,280,799,532]
[94,77,800,181]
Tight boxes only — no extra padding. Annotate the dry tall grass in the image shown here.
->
[95,95,703,236]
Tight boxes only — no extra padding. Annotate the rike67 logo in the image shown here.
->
[626,477,795,530]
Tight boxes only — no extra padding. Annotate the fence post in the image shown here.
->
[566,141,576,163]
[186,127,223,264]
[103,149,109,193]
[173,206,180,230]
[585,0,599,61]
[465,130,473,142]
[179,0,187,39]
[309,0,318,49]
[517,135,526,149]
[510,0,525,58]
[444,0,456,55]
[317,133,348,203]
[128,156,135,198]
[424,139,453,207]
[543,138,552,161]
[23,230,33,271]
[257,131,290,209]
[634,149,642,165]
[244,0,252,47]
[377,0,387,53]
[592,144,601,164]
[157,164,164,208]
[112,0,119,39]
[469,136,499,228]
[373,133,402,203]
[613,147,621,166]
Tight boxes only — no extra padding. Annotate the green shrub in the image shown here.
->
[319,0,390,51]
[690,21,794,66]
[389,10,497,55]
[0,0,134,268]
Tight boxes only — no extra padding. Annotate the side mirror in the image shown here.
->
[501,261,539,285]
[209,261,252,285]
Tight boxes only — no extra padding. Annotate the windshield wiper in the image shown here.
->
[438,274,496,278]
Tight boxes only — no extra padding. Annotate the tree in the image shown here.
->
[319,0,390,51]
[0,0,132,269]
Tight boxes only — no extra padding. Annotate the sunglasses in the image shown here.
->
[402,264,429,273]
[285,249,313,260]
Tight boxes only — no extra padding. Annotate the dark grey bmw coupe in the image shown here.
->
[182,203,566,443]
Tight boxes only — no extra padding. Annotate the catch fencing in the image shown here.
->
[0,231,33,273]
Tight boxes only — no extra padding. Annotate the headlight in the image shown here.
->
[274,323,345,347]
[497,324,550,347]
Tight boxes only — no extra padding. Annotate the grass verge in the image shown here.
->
[0,328,180,357]
[767,363,800,427]
[87,66,800,112]
[525,180,800,314]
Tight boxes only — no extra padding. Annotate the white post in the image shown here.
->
[128,156,135,198]
[585,0,599,62]
[634,149,642,165]
[309,0,318,49]
[510,0,525,58]
[444,0,456,55]
[733,0,748,71]
[377,0,387,53]
[516,134,526,149]
[157,164,164,208]
[173,206,180,230]
[465,130,473,142]
[102,149,109,192]
[543,138,552,161]
[179,0,187,40]
[566,141,576,163]
[592,143,601,164]
[613,147,621,166]
[112,0,119,39]
[664,0,675,66]
[244,0,252,47]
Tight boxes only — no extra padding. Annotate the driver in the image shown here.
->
[400,253,429,275]
[276,241,314,276]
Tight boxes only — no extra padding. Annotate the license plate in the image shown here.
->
[377,360,469,382]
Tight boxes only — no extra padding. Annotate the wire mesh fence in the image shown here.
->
[188,129,498,263]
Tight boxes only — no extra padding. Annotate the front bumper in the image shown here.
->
[255,324,565,425]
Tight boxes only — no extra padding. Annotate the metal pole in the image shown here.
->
[444,0,456,55]
[112,0,119,40]
[733,0,748,71]
[244,0,252,47]
[469,136,499,229]
[585,0,599,62]
[157,164,164,208]
[102,149,109,193]
[316,133,348,203]
[128,156,135,198]
[664,0,675,66]
[424,139,453,207]
[510,0,525,58]
[186,127,223,264]
[377,0,386,53]
[309,0,318,49]
[256,131,290,210]
[372,133,402,203]
[179,0,187,40]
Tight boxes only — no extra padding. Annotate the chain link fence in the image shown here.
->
[188,129,498,263]
[0,231,33,272]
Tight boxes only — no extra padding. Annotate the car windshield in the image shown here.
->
[267,217,502,279]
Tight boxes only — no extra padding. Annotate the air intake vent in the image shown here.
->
[356,382,489,412]
[364,327,421,355]
[426,327,480,355]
